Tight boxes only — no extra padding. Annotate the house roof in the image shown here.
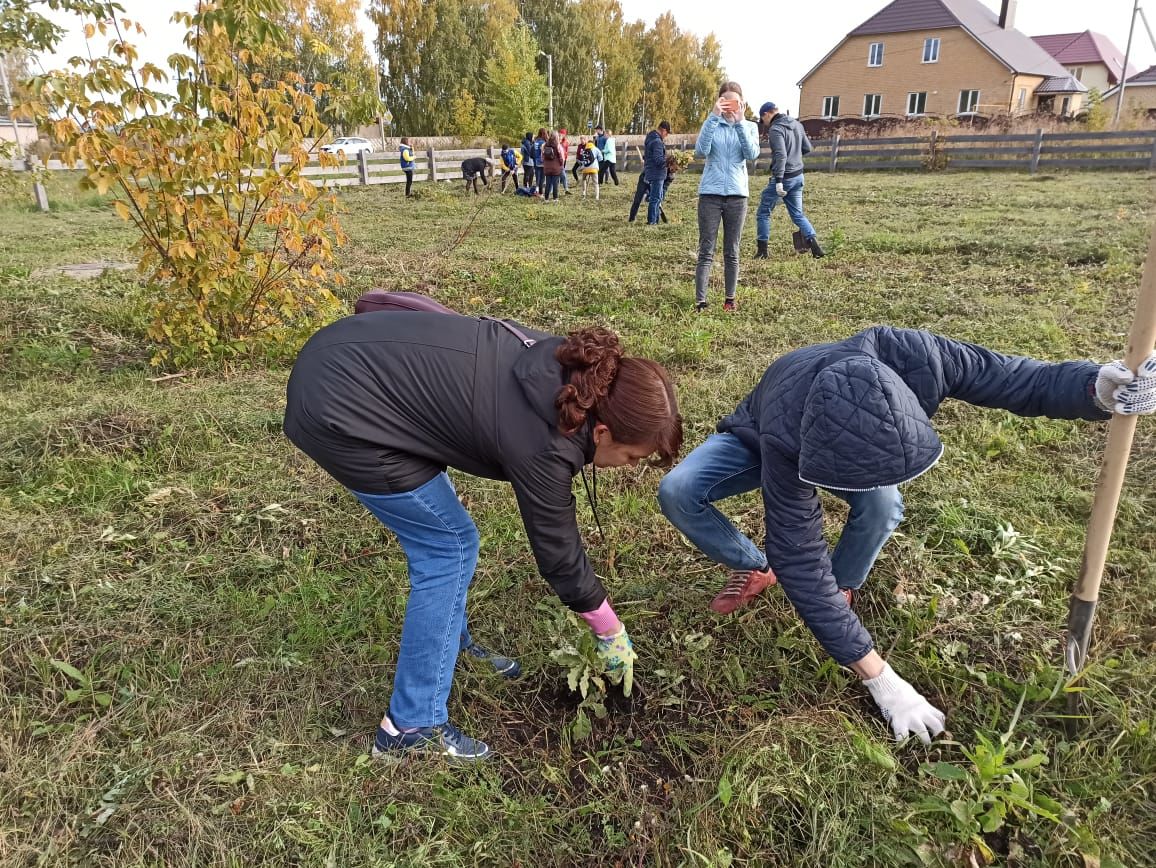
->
[1032,31,1136,84]
[1117,64,1156,87]
[850,0,967,36]
[1035,74,1086,94]
[801,0,1074,84]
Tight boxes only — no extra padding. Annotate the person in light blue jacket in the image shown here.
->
[693,81,760,312]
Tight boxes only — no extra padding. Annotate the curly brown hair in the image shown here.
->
[554,328,683,466]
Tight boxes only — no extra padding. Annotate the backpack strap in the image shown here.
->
[481,316,537,348]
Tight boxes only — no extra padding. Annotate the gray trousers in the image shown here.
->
[695,194,748,304]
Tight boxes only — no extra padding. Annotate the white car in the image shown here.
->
[321,136,374,157]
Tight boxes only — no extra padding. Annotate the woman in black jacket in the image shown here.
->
[284,312,682,761]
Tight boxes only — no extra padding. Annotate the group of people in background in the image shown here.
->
[397,80,827,313]
[507,126,620,201]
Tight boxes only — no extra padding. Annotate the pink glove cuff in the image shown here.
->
[578,599,620,637]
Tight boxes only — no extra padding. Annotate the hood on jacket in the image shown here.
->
[771,114,800,133]
[511,336,596,463]
[798,357,943,491]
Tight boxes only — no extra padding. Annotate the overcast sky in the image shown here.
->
[40,0,1156,116]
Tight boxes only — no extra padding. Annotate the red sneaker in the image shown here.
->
[710,567,777,614]
[723,298,736,313]
[841,588,855,608]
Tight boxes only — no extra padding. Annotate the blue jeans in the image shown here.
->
[756,174,815,242]
[544,174,560,200]
[646,176,666,224]
[353,474,479,729]
[535,166,545,193]
[657,433,904,589]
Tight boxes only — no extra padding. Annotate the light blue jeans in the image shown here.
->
[353,473,479,729]
[657,433,904,589]
[756,174,815,242]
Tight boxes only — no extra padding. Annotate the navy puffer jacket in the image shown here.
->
[718,326,1107,665]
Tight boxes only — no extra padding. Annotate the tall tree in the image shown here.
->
[582,0,642,133]
[1,48,34,106]
[372,0,516,136]
[484,23,548,142]
[522,0,598,131]
[677,31,724,129]
[268,0,380,132]
[639,12,682,130]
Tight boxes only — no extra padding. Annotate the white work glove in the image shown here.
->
[863,663,946,745]
[775,181,786,198]
[1095,351,1156,415]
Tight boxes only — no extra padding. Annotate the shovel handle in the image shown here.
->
[1073,224,1156,604]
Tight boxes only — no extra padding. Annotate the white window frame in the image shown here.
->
[1067,66,1084,81]
[1017,87,1027,110]
[822,95,841,119]
[958,89,980,114]
[1060,96,1071,115]
[868,42,884,67]
[906,91,927,116]
[922,37,940,63]
[863,93,882,117]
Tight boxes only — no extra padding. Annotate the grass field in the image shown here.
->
[1,168,1154,867]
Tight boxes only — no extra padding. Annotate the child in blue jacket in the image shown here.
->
[659,327,1156,744]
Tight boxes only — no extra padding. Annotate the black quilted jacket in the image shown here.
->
[718,326,1107,665]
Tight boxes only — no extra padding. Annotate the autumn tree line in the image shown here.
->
[372,0,725,139]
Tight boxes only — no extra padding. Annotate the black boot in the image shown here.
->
[755,239,768,259]
[808,236,826,258]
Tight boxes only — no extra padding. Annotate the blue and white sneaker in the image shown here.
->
[461,640,522,679]
[370,716,491,762]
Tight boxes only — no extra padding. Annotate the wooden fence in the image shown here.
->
[786,129,1156,174]
[614,129,1156,174]
[11,129,1155,209]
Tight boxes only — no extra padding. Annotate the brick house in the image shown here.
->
[1032,30,1134,96]
[1105,65,1156,116]
[798,0,1087,123]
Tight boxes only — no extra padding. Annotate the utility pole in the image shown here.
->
[1115,0,1141,125]
[539,51,553,128]
[0,54,25,158]
[374,64,387,148]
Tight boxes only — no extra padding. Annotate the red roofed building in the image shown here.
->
[1032,30,1135,95]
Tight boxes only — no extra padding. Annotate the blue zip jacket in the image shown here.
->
[717,326,1107,666]
[399,144,415,171]
[501,147,517,171]
[521,137,535,167]
[694,114,760,197]
[533,137,545,164]
[643,130,667,181]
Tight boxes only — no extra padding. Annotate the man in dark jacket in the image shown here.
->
[628,156,678,223]
[755,102,823,259]
[643,120,671,225]
[658,326,1156,744]
[286,312,682,761]
[461,156,492,194]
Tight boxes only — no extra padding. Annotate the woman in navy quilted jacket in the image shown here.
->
[658,326,1156,744]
